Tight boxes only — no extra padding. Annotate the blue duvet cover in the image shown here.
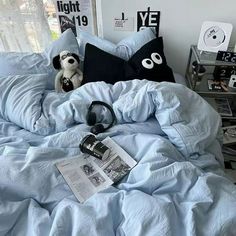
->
[0,77,236,236]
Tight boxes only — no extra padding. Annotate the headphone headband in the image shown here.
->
[87,101,116,134]
[89,101,113,110]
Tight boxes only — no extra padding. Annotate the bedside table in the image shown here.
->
[224,156,236,185]
[185,45,236,123]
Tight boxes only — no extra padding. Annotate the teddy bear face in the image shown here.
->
[59,50,80,71]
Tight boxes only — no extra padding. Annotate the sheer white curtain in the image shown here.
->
[0,0,52,52]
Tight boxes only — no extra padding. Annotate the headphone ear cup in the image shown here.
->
[87,112,96,126]
[91,124,105,135]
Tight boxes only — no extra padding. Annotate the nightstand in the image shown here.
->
[185,46,236,164]
[185,45,236,123]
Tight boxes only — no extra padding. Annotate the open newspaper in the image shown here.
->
[56,137,137,203]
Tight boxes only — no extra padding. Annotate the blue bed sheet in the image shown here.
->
[0,78,236,236]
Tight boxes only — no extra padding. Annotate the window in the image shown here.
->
[0,0,60,52]
[44,0,60,40]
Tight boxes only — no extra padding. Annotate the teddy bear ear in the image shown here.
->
[52,55,61,70]
[71,53,80,63]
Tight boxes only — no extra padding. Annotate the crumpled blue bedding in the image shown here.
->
[0,78,236,236]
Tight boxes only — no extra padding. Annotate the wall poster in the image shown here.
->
[54,0,96,36]
[113,12,134,31]
[137,7,160,35]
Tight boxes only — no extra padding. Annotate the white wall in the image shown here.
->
[96,0,236,76]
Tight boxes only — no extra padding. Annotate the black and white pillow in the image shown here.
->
[83,37,175,84]
[125,37,175,82]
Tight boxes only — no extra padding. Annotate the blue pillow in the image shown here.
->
[77,28,156,61]
[0,52,47,76]
[0,74,47,132]
[0,29,79,89]
[42,28,80,64]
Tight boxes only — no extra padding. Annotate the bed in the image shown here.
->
[0,29,236,236]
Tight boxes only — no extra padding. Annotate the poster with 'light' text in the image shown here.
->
[54,0,96,36]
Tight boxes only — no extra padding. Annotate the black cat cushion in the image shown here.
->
[125,37,175,82]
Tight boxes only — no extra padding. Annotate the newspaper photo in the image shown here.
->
[56,137,137,203]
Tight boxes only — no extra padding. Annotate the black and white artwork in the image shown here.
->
[137,7,160,35]
[54,0,95,35]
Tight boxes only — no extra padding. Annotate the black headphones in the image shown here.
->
[86,101,116,135]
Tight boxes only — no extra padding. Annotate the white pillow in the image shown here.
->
[77,28,156,61]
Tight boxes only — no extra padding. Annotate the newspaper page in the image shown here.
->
[53,0,96,35]
[56,137,137,202]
